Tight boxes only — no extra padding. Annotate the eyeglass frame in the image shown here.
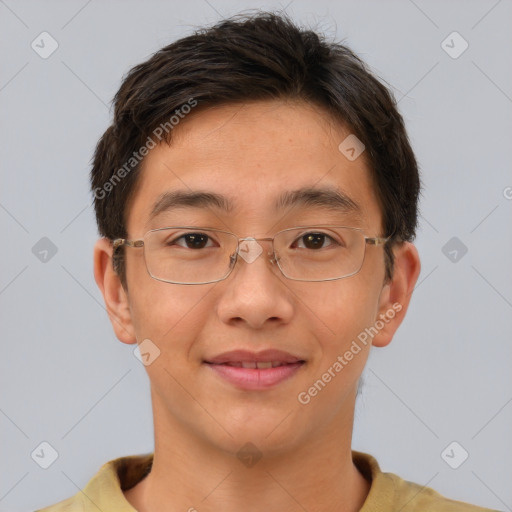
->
[112,225,391,285]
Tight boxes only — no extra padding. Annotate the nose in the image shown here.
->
[216,239,293,329]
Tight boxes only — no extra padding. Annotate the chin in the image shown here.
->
[210,408,305,455]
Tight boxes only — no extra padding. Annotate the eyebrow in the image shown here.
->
[275,186,361,218]
[148,186,362,222]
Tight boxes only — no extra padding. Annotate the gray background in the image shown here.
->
[1,0,511,510]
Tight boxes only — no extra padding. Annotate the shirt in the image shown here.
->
[36,450,500,511]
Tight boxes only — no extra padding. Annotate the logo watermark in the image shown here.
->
[93,97,198,200]
[297,302,402,405]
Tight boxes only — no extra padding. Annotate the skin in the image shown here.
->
[94,100,421,512]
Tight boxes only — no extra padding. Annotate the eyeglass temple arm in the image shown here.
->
[112,239,144,250]
[365,236,390,246]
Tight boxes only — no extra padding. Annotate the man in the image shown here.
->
[38,12,498,512]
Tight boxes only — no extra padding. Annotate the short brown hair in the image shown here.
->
[91,12,420,286]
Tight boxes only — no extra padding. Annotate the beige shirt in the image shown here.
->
[36,451,500,511]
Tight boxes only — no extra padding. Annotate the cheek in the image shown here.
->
[294,284,374,427]
[303,274,380,347]
[127,270,212,350]
[297,278,379,410]
[125,251,201,340]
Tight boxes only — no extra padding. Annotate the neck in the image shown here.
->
[125,390,370,512]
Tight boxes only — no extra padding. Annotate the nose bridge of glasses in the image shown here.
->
[236,236,275,265]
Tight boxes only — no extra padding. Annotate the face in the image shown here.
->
[98,100,414,458]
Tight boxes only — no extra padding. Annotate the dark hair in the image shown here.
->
[91,11,420,287]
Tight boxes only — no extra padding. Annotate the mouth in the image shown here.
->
[212,360,299,369]
[204,349,306,390]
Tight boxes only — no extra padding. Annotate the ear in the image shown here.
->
[371,242,421,348]
[93,238,137,345]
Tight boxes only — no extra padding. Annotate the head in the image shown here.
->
[93,13,421,458]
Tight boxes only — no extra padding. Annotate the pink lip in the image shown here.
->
[205,349,303,365]
[206,362,304,390]
[204,349,305,390]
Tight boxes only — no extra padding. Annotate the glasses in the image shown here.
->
[112,226,389,285]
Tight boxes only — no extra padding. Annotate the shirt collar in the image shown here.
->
[79,450,389,511]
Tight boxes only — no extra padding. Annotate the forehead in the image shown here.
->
[126,100,383,234]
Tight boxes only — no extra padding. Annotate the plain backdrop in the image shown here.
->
[1,0,511,510]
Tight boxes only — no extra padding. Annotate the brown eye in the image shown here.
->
[175,233,213,249]
[293,232,337,250]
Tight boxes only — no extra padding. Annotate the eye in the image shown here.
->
[294,232,336,250]
[173,232,215,249]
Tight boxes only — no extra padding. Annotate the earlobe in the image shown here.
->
[371,242,421,348]
[93,238,137,345]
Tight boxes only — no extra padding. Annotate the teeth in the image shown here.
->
[256,361,273,369]
[223,361,286,369]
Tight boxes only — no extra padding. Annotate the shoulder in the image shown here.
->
[35,494,84,512]
[35,453,153,511]
[352,451,501,512]
[385,471,500,512]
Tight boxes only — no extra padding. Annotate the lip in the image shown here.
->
[205,349,303,365]
[204,349,305,390]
